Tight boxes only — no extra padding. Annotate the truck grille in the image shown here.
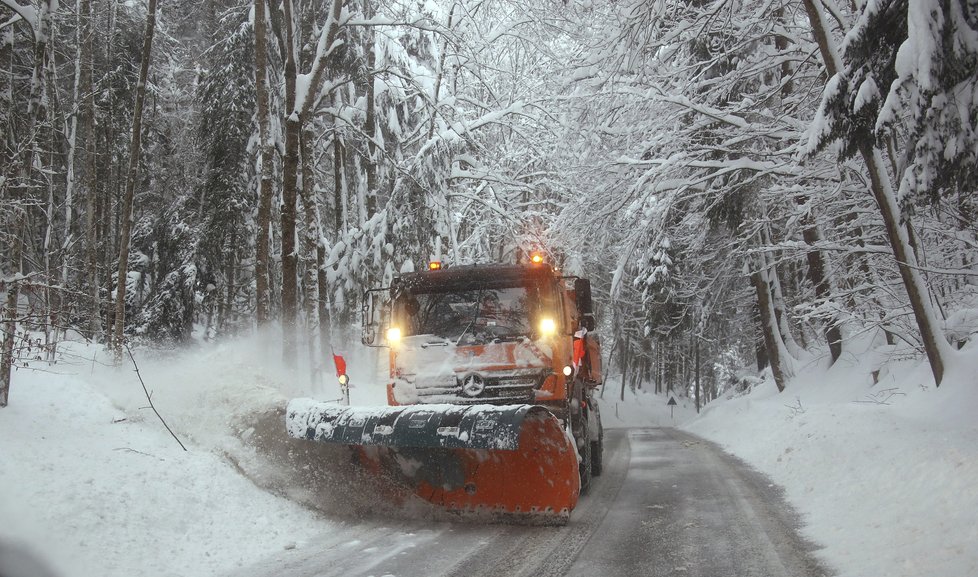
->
[410,369,546,405]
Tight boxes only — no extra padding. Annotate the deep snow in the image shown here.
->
[1,331,976,577]
[684,338,978,577]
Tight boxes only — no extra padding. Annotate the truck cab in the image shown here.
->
[363,259,604,490]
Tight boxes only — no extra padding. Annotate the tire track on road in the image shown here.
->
[440,429,632,577]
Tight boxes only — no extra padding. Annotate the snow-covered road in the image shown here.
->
[232,428,827,577]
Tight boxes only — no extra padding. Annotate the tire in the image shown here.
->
[591,403,603,477]
[578,410,592,495]
[591,436,603,477]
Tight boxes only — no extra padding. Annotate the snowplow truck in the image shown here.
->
[286,258,603,523]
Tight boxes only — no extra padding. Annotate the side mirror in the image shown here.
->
[574,279,595,332]
[574,278,593,315]
[361,288,390,346]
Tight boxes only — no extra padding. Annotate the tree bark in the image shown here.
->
[316,232,331,371]
[332,110,346,236]
[800,215,843,363]
[655,341,662,394]
[619,333,629,401]
[253,0,273,326]
[280,0,300,366]
[282,120,300,365]
[858,143,949,385]
[751,263,791,392]
[694,336,700,413]
[278,0,343,366]
[760,227,804,359]
[81,0,100,342]
[363,0,378,217]
[299,125,321,385]
[113,0,158,361]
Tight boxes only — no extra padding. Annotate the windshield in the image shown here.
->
[393,286,535,345]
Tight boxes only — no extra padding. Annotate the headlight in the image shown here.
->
[387,327,402,343]
[539,317,556,337]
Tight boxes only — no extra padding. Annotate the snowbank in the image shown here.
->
[684,340,978,577]
[0,333,378,577]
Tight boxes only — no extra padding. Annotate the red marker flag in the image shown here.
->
[573,338,586,368]
[333,353,347,378]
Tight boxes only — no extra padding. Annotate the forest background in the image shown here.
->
[2,0,977,406]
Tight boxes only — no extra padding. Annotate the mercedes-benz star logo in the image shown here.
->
[461,373,485,397]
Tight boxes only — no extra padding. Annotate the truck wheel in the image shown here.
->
[589,399,603,477]
[578,413,592,495]
[591,435,603,477]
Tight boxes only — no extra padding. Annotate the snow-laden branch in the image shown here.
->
[345,15,446,34]
[290,0,346,119]
[615,155,799,177]
[655,93,748,129]
[444,191,521,225]
[415,100,532,158]
[0,0,37,38]
[0,12,23,33]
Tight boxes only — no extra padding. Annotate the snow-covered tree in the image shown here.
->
[806,0,963,385]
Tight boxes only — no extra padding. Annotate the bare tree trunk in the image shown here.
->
[761,226,804,359]
[299,125,321,386]
[775,2,842,363]
[281,124,300,365]
[278,0,343,366]
[363,0,378,218]
[859,144,949,384]
[619,333,629,401]
[113,0,158,361]
[223,225,237,334]
[800,216,843,362]
[694,336,700,413]
[80,0,100,342]
[427,4,456,141]
[751,262,792,392]
[43,147,56,359]
[332,120,346,236]
[666,344,674,394]
[655,341,662,394]
[254,0,273,327]
[279,0,300,367]
[317,234,331,369]
[60,0,87,345]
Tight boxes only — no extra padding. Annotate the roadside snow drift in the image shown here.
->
[684,341,978,577]
[0,334,388,577]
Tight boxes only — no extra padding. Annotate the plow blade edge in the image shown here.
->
[286,399,580,521]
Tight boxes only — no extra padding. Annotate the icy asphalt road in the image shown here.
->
[234,428,829,577]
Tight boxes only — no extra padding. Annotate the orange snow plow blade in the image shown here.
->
[286,400,580,523]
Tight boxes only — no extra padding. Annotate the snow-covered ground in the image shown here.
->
[0,333,344,577]
[595,376,697,428]
[684,338,978,577]
[1,331,976,577]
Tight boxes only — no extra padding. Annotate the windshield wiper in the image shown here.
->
[454,290,483,346]
[492,335,529,343]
